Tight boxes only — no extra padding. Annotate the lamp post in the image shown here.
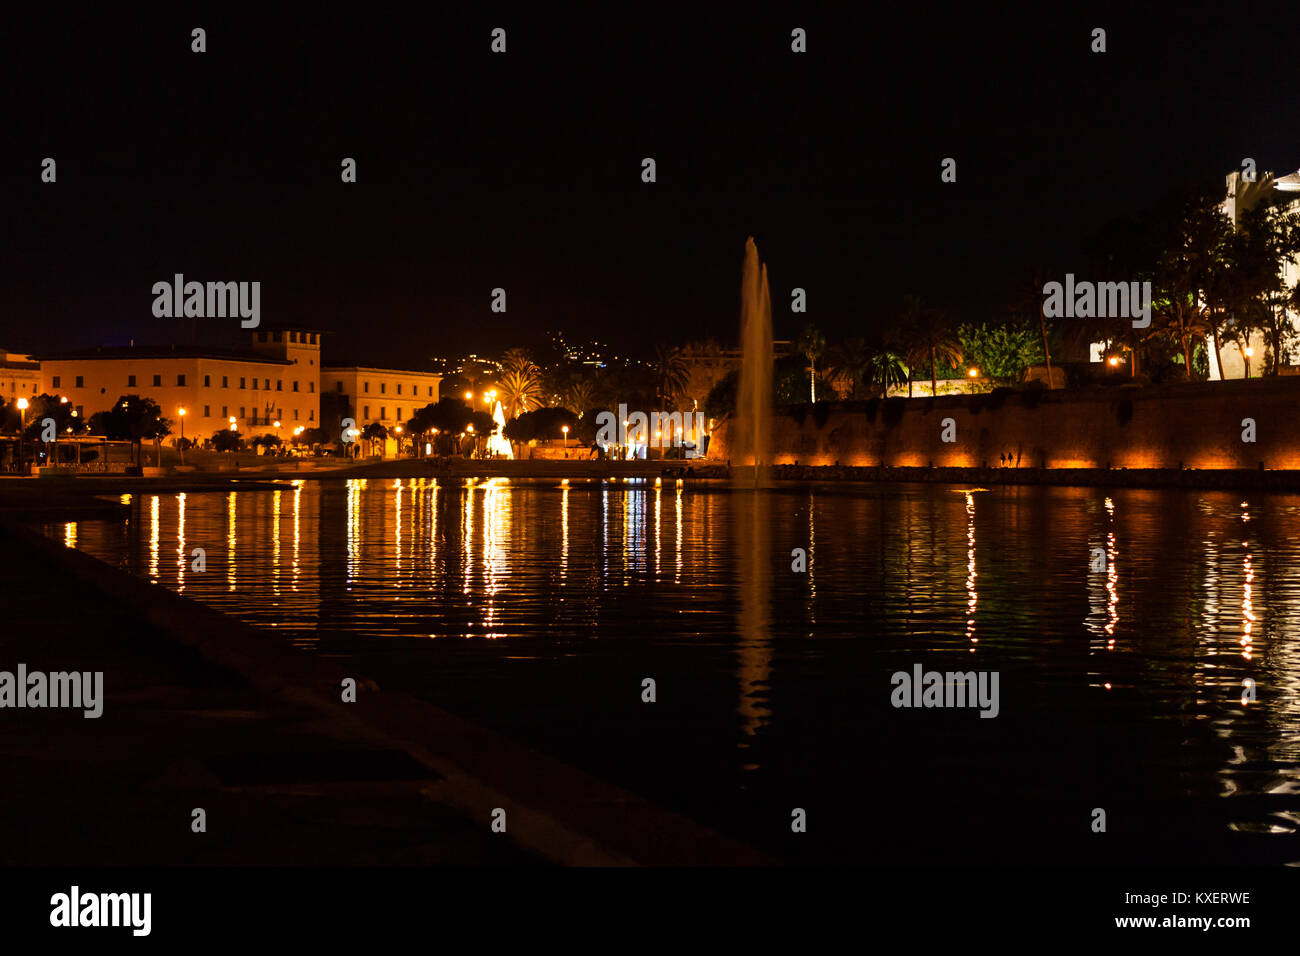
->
[16,397,28,474]
[562,424,569,450]
[178,407,186,465]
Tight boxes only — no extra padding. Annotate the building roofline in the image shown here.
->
[36,346,292,365]
[321,364,442,376]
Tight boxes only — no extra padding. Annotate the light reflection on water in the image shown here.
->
[56,479,1300,864]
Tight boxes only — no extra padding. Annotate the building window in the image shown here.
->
[309,409,315,420]
[177,374,186,386]
[239,377,246,389]
[203,375,210,387]
[204,405,211,417]
[277,408,283,420]
[76,406,83,418]
[363,406,369,419]
[52,376,61,387]
[364,382,369,393]
[264,379,270,390]
[397,408,402,420]
[335,382,342,392]
[292,381,299,392]
[309,382,315,393]
[273,331,282,342]
[153,375,162,387]
[397,383,402,395]
[252,379,258,390]
[380,383,386,394]
[75,376,84,387]
[128,375,136,387]
[276,380,282,391]
[293,409,299,420]
[222,376,228,388]
[380,407,386,420]
[428,386,433,397]
[290,332,297,343]
[225,407,231,418]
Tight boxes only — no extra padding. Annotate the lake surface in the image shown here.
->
[52,478,1300,865]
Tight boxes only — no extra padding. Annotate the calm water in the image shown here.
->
[53,478,1300,865]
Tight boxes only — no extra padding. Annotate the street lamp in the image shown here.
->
[562,424,569,449]
[16,397,28,473]
[464,390,473,401]
[178,407,186,465]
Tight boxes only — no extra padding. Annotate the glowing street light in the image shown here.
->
[464,390,473,401]
[967,368,979,378]
[178,407,187,465]
[562,424,569,449]
[16,397,28,472]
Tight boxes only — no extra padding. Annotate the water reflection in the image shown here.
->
[965,492,977,651]
[176,493,186,592]
[734,489,773,742]
[50,481,1300,864]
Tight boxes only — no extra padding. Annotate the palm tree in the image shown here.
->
[498,365,544,419]
[796,324,827,402]
[825,338,872,399]
[500,347,535,377]
[652,345,689,407]
[903,307,963,397]
[563,377,597,418]
[871,349,909,396]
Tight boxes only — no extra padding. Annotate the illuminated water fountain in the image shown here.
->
[733,236,773,488]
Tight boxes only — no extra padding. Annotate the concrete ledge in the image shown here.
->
[7,520,771,867]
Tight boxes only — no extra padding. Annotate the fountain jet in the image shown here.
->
[734,237,773,487]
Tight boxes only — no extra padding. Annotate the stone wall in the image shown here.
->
[707,379,1300,471]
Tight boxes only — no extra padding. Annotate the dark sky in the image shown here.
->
[2,4,1297,367]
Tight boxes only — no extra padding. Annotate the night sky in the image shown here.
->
[2,4,1296,367]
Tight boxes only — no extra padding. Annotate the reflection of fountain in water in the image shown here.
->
[735,470,773,747]
[733,237,773,488]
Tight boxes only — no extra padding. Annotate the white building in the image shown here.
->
[1212,167,1300,379]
